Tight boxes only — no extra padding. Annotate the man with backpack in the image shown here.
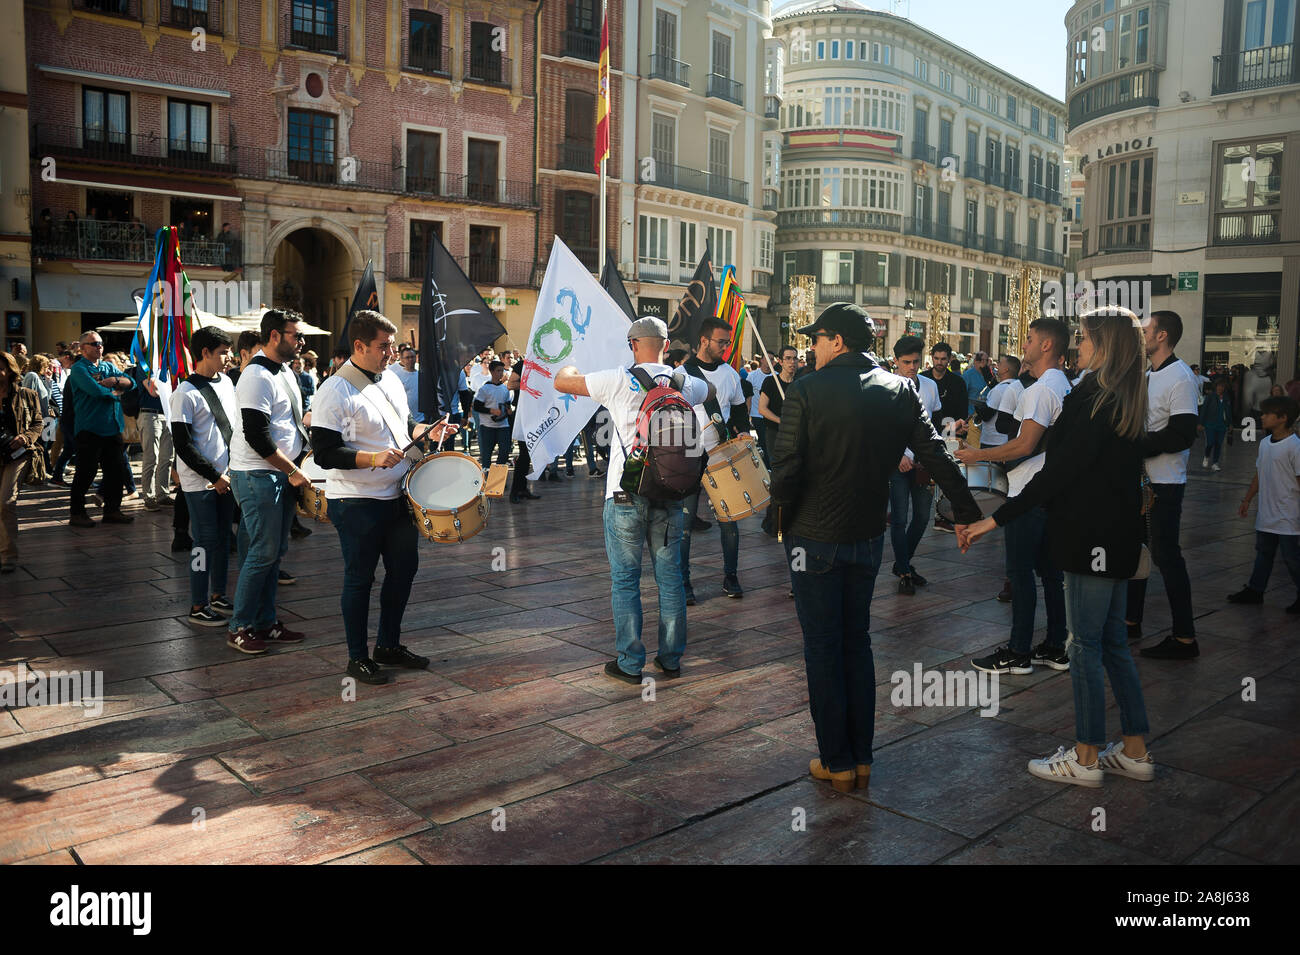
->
[555,316,712,683]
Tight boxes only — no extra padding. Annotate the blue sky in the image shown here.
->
[773,0,1069,101]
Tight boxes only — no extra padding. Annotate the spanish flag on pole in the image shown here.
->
[594,8,610,172]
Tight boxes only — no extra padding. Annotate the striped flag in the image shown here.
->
[715,265,748,372]
[594,8,610,171]
[130,227,197,422]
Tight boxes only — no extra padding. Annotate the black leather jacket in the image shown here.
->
[770,351,982,542]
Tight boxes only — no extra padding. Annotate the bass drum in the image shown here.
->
[936,462,1009,520]
[403,451,489,543]
[701,433,770,522]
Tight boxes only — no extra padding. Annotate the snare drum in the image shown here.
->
[402,451,489,543]
[701,434,770,522]
[295,452,331,524]
[936,461,1009,520]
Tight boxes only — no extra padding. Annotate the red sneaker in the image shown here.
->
[228,627,268,655]
[261,621,305,643]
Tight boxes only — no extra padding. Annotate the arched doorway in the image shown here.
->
[271,228,355,337]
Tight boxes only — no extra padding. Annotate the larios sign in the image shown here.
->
[1078,137,1154,170]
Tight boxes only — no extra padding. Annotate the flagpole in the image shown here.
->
[597,0,608,273]
[750,317,785,401]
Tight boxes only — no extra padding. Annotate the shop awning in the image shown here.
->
[52,168,241,203]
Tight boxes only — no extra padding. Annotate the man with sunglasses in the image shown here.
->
[63,331,136,528]
[680,316,753,602]
[225,309,311,655]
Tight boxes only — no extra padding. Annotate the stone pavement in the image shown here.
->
[1,435,1296,865]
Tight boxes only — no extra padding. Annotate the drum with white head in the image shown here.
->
[403,451,489,543]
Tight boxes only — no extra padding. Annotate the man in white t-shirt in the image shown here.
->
[888,334,941,594]
[959,319,1072,675]
[1230,395,1300,613]
[170,326,239,628]
[555,316,710,683]
[472,361,512,470]
[383,345,422,423]
[975,355,1021,450]
[310,310,455,686]
[226,309,312,655]
[679,317,753,603]
[1132,310,1203,660]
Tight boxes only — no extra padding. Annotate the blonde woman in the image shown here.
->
[960,307,1153,788]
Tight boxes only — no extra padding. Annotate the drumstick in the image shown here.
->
[399,413,450,455]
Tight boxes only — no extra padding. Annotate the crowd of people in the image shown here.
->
[2,303,1298,798]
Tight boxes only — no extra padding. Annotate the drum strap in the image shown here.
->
[336,362,411,453]
[187,376,233,448]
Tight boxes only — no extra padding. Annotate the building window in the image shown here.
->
[914,57,928,81]
[830,40,840,59]
[967,81,979,104]
[1099,153,1154,251]
[817,40,826,60]
[83,87,128,147]
[758,230,773,271]
[565,89,595,165]
[780,164,905,213]
[655,9,677,61]
[821,250,853,286]
[467,137,500,202]
[1215,139,1284,243]
[884,45,892,65]
[1047,115,1058,142]
[469,21,505,84]
[782,250,797,282]
[1006,94,1017,122]
[778,84,908,133]
[406,129,442,193]
[290,0,338,52]
[287,109,335,182]
[1074,195,1083,221]
[171,198,213,239]
[468,224,500,285]
[964,198,978,234]
[986,91,999,114]
[651,113,675,175]
[409,11,445,74]
[713,31,733,78]
[706,226,735,269]
[1030,105,1041,132]
[708,129,731,183]
[679,221,697,270]
[939,117,953,157]
[846,40,855,59]
[408,219,443,275]
[167,100,209,159]
[938,69,953,93]
[639,215,668,271]
[1027,216,1039,250]
[560,191,595,254]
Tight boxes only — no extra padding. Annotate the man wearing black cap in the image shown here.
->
[771,303,982,794]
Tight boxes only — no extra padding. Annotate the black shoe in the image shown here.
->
[1140,636,1200,659]
[69,514,97,528]
[1287,598,1300,614]
[566,468,575,477]
[347,658,389,685]
[910,571,928,587]
[589,467,605,477]
[523,490,542,500]
[653,656,681,679]
[102,511,134,524]
[684,586,696,607]
[290,521,312,539]
[1031,642,1070,671]
[373,645,430,669]
[972,646,1033,675]
[722,574,743,598]
[691,516,711,531]
[898,573,916,596]
[1126,622,1142,643]
[278,569,297,585]
[933,517,955,534]
[172,533,193,553]
[996,580,1013,603]
[1227,586,1264,605]
[511,493,523,503]
[0,563,15,575]
[604,659,641,684]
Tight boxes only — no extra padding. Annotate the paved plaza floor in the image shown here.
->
[1,435,1296,865]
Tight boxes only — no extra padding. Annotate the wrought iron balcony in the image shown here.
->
[818,283,854,303]
[984,165,1004,188]
[1006,175,1023,193]
[1068,68,1158,127]
[643,161,748,204]
[404,40,451,77]
[558,141,594,172]
[568,246,598,271]
[283,11,345,56]
[32,219,238,268]
[638,258,671,283]
[1214,211,1282,245]
[707,73,744,106]
[751,271,771,293]
[161,0,220,32]
[75,0,140,19]
[764,95,781,119]
[561,29,600,61]
[964,160,986,181]
[904,218,965,247]
[466,51,510,87]
[33,123,236,174]
[911,141,936,163]
[240,148,397,191]
[1213,43,1296,95]
[649,54,689,87]
[861,286,891,305]
[777,209,902,231]
[444,175,537,207]
[762,188,779,212]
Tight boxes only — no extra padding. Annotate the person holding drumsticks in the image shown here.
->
[310,310,456,686]
[958,308,1153,788]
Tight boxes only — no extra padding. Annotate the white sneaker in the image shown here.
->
[1027,746,1103,788]
[1212,463,1221,472]
[1202,456,1209,468]
[1098,741,1155,781]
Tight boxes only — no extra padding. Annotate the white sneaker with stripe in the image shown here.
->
[1097,741,1155,781]
[1027,746,1103,788]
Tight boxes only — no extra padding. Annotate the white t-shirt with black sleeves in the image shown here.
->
[311,362,414,500]
[170,374,238,493]
[1255,432,1300,536]
[228,351,305,472]
[584,363,709,500]
[1144,355,1201,485]
[685,359,746,454]
[980,379,1012,448]
[1008,367,1072,499]
[474,381,512,429]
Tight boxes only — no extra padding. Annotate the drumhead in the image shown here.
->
[407,453,483,509]
[299,452,330,483]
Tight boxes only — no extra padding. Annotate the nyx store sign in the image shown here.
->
[1078,137,1154,170]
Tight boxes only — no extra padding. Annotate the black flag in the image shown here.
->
[339,259,378,346]
[667,239,716,352]
[599,248,636,322]
[418,235,507,421]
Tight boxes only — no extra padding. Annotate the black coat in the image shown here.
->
[770,351,982,543]
[993,374,1144,578]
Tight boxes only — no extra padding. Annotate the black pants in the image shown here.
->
[174,488,190,534]
[511,441,532,495]
[71,432,125,516]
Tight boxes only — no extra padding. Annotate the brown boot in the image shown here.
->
[809,758,855,793]
[856,764,871,789]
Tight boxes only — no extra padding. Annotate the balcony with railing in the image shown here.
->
[818,282,854,303]
[161,0,221,32]
[1028,182,1050,202]
[33,123,236,174]
[568,246,599,271]
[558,141,594,173]
[762,187,779,211]
[1068,68,1158,127]
[764,95,781,119]
[905,218,965,247]
[1214,211,1282,245]
[649,53,690,87]
[646,162,748,204]
[33,219,239,268]
[911,141,936,164]
[751,271,771,293]
[465,52,510,87]
[561,28,600,61]
[777,209,902,231]
[638,257,671,283]
[1213,43,1296,95]
[240,148,397,191]
[707,73,744,106]
[283,11,346,56]
[1030,248,1065,269]
[964,160,986,181]
[404,39,451,77]
[983,165,1004,188]
[861,285,891,305]
[446,175,537,207]
[75,0,141,19]
[1006,175,1023,193]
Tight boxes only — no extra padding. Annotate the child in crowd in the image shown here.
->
[1199,378,1232,471]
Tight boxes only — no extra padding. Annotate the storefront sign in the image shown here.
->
[637,297,669,320]
[398,290,520,307]
[1078,136,1154,170]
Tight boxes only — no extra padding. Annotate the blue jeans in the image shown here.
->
[229,469,294,632]
[478,426,510,469]
[787,533,884,772]
[1004,504,1067,655]
[1204,429,1225,465]
[679,489,739,589]
[1248,531,1300,594]
[1127,483,1195,637]
[185,488,235,609]
[330,497,420,660]
[1063,572,1150,746]
[602,494,688,674]
[888,470,933,576]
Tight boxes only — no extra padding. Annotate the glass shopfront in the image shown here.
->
[1201,272,1282,419]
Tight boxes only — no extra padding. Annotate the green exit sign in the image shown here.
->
[1177,271,1199,292]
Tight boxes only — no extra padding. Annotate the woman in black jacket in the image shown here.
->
[961,307,1154,788]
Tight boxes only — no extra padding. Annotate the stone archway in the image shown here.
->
[270,226,359,338]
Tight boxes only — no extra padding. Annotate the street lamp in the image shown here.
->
[904,299,914,322]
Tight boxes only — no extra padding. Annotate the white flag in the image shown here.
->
[514,237,632,479]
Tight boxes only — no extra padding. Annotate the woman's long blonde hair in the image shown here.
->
[1080,306,1148,442]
